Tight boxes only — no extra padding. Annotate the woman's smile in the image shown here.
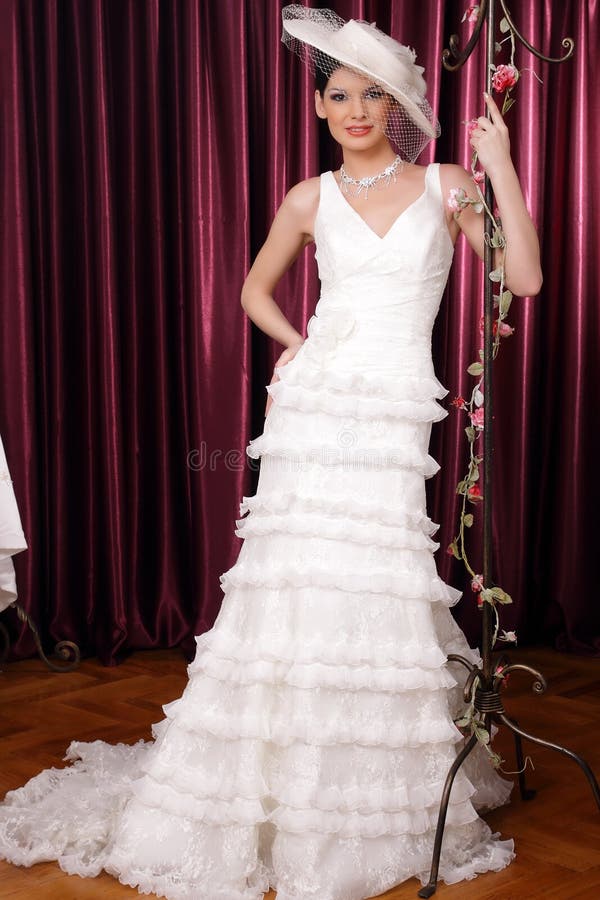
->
[345,125,374,137]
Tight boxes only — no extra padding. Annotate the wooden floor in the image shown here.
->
[0,646,598,899]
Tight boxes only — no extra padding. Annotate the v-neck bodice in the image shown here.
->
[307,162,455,377]
[326,166,432,241]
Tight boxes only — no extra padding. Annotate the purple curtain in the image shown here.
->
[0,0,597,664]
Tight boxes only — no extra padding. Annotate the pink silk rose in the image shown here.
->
[468,483,483,502]
[462,5,480,24]
[470,407,485,429]
[465,118,479,140]
[471,574,484,592]
[491,64,519,93]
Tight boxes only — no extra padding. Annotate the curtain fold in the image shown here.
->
[0,0,597,663]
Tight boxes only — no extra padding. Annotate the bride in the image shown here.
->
[0,6,541,899]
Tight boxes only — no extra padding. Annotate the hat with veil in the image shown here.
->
[281,4,440,162]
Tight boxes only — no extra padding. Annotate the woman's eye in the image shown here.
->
[330,93,347,102]
[365,89,385,100]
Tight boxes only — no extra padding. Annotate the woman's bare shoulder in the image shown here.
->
[438,162,474,191]
[283,176,321,212]
[280,176,321,239]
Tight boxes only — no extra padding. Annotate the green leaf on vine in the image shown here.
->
[491,586,513,605]
[463,514,474,528]
[455,715,472,728]
[489,750,504,768]
[490,227,505,248]
[447,539,460,559]
[502,95,516,116]
[464,426,476,443]
[474,725,491,745]
[467,362,484,376]
[472,201,483,214]
[499,16,510,33]
[481,588,494,605]
[500,290,513,316]
[489,268,503,282]
[471,464,480,482]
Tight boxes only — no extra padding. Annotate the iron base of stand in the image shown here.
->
[0,601,80,672]
[417,654,600,898]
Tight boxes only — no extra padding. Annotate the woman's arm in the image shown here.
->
[241,177,320,349]
[441,92,543,298]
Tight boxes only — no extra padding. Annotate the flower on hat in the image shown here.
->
[281,4,440,157]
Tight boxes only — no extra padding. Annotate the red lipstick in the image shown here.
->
[345,126,373,137]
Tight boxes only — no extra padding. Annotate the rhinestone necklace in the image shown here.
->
[339,155,404,198]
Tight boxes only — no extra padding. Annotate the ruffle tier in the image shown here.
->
[238,488,440,535]
[246,431,441,477]
[274,359,449,404]
[159,674,464,750]
[234,509,440,552]
[127,772,480,838]
[219,560,462,607]
[266,378,448,423]
[248,342,448,478]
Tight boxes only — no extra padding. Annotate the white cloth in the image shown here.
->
[0,432,27,613]
[0,164,514,898]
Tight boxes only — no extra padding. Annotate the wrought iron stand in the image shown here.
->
[0,601,80,673]
[418,2,600,896]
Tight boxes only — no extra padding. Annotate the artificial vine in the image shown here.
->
[445,5,534,764]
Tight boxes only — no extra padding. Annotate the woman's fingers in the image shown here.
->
[265,368,278,416]
[265,341,304,417]
[484,91,506,128]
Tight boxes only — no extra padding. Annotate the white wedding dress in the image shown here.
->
[0,162,514,899]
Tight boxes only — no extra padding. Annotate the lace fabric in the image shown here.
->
[0,163,515,899]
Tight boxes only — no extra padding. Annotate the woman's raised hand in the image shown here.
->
[469,92,511,176]
[264,341,305,416]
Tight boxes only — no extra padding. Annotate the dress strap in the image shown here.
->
[426,162,450,222]
[424,162,441,201]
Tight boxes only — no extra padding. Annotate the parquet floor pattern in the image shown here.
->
[0,646,598,899]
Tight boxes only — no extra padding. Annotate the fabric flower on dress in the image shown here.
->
[303,309,357,362]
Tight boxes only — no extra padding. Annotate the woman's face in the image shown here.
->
[314,67,392,151]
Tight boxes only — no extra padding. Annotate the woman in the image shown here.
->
[0,6,542,899]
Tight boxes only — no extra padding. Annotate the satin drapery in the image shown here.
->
[1,1,597,662]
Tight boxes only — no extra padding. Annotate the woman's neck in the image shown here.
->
[339,145,399,179]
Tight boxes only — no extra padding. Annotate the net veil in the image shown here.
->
[281,5,440,163]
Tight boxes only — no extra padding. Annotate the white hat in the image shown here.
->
[281,5,440,161]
